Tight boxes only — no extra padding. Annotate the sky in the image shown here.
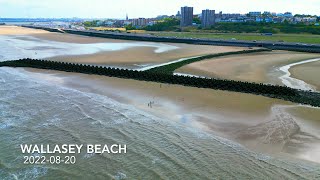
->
[0,0,319,19]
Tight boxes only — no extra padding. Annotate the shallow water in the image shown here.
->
[0,35,179,61]
[1,35,320,179]
[278,58,320,91]
[1,67,320,179]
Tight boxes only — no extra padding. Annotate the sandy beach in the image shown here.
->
[176,50,320,86]
[0,26,248,67]
[23,67,320,163]
[43,37,248,66]
[2,67,319,179]
[0,25,48,35]
[2,25,320,164]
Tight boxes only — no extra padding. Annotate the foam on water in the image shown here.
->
[114,172,127,180]
[1,67,320,179]
[0,167,48,180]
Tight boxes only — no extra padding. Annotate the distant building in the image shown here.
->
[123,21,131,26]
[147,21,157,26]
[277,13,284,17]
[255,17,263,22]
[214,11,223,22]
[265,17,273,22]
[201,9,215,27]
[105,21,114,26]
[132,18,148,27]
[305,17,317,23]
[114,20,124,27]
[96,21,103,26]
[176,11,181,19]
[284,12,293,18]
[221,13,241,19]
[272,17,283,23]
[245,18,255,22]
[249,12,261,17]
[180,6,193,27]
[131,18,154,27]
[263,11,271,16]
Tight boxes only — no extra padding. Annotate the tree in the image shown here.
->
[193,17,201,24]
[125,24,136,30]
[143,18,180,31]
[83,20,99,27]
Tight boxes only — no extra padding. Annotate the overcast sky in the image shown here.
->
[0,0,319,18]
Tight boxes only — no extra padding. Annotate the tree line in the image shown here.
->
[126,18,320,34]
[204,22,320,34]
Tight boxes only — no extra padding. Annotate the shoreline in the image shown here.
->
[5,58,320,108]
[2,67,320,179]
[0,25,48,35]
[19,67,320,163]
[279,58,320,91]
[290,61,320,91]
[0,26,249,66]
[23,25,320,53]
[1,26,320,164]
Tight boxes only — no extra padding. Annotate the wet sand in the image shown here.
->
[290,61,320,91]
[176,51,320,86]
[23,68,320,163]
[0,26,249,67]
[2,67,320,179]
[4,26,248,66]
[2,26,320,164]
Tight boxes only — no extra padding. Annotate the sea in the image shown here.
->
[0,34,320,179]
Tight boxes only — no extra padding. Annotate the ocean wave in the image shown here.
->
[10,167,47,180]
[1,66,320,178]
[113,172,127,180]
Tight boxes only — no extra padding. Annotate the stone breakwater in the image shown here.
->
[1,58,320,107]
